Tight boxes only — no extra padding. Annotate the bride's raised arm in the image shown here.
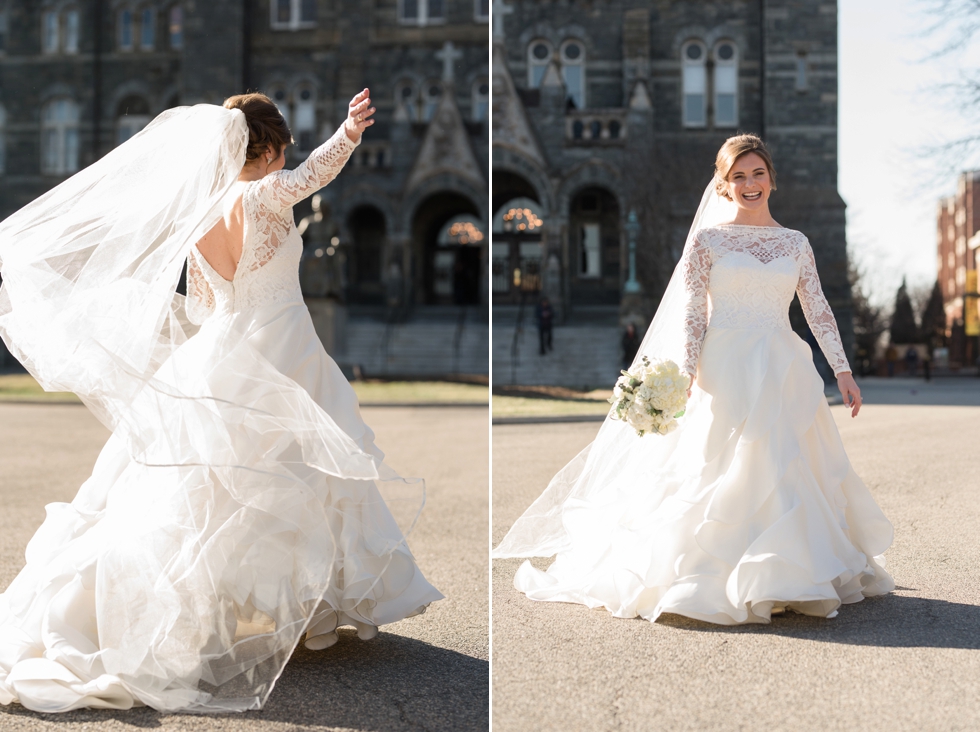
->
[796,237,851,375]
[248,125,360,215]
[680,232,711,378]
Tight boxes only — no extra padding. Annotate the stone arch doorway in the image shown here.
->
[492,196,545,305]
[569,186,620,305]
[346,205,386,304]
[412,192,484,306]
[492,170,546,306]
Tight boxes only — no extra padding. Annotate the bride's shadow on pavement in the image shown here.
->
[657,592,980,649]
[0,631,488,731]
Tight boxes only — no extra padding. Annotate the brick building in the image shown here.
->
[937,171,980,367]
[491,0,852,386]
[0,0,490,375]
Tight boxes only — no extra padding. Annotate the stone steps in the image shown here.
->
[492,323,621,388]
[347,317,489,377]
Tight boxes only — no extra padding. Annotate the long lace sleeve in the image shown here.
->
[185,251,215,325]
[249,124,359,214]
[796,237,851,375]
[681,232,711,377]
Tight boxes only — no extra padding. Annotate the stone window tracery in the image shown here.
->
[682,39,707,127]
[560,39,585,110]
[527,39,552,88]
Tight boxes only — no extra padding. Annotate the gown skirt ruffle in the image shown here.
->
[0,301,443,712]
[501,325,894,625]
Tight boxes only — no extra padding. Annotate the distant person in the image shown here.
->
[622,323,640,370]
[904,346,919,377]
[536,297,554,355]
[922,346,932,382]
[885,344,898,377]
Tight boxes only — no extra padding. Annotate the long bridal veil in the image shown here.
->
[493,178,734,559]
[0,105,424,711]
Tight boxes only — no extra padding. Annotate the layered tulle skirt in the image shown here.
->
[495,325,894,625]
[0,301,442,712]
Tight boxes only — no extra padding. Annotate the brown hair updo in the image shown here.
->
[713,134,777,200]
[223,92,293,163]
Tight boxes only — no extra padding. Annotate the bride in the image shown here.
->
[0,90,442,712]
[494,134,895,626]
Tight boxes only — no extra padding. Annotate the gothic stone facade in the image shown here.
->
[0,0,489,311]
[492,0,853,363]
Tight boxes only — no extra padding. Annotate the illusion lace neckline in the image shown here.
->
[714,223,787,230]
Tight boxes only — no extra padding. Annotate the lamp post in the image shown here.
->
[624,209,642,294]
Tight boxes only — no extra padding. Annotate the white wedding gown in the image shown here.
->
[495,225,895,625]
[0,120,442,712]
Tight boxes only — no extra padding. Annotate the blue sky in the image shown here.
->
[839,0,980,305]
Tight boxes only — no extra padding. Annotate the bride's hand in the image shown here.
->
[345,89,376,142]
[837,371,861,417]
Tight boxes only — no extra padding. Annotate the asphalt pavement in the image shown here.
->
[492,377,980,731]
[0,403,489,732]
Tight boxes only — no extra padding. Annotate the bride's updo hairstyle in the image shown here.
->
[223,92,294,162]
[713,134,777,201]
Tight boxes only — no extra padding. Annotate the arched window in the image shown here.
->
[64,8,80,53]
[116,95,151,145]
[168,6,183,49]
[472,77,489,121]
[140,7,155,50]
[293,84,316,152]
[560,39,585,110]
[713,40,738,127]
[570,187,619,285]
[527,40,552,88]
[118,8,134,50]
[42,98,80,174]
[423,81,442,121]
[681,39,707,128]
[395,80,419,121]
[42,9,59,54]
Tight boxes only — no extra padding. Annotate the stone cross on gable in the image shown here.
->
[492,0,513,40]
[436,40,464,84]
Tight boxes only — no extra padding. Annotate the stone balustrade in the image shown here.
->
[565,110,628,144]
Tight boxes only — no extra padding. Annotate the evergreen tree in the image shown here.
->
[889,277,919,344]
[919,280,946,348]
[849,263,887,375]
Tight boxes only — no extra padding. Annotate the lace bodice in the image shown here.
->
[680,225,850,377]
[186,125,358,323]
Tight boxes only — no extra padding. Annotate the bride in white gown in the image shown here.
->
[494,134,895,626]
[0,90,442,713]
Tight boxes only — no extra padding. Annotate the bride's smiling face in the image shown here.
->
[724,152,772,211]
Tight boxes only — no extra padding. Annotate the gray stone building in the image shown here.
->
[0,0,490,376]
[492,0,851,387]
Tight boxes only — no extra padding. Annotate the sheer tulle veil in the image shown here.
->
[0,104,421,528]
[0,105,248,426]
[493,178,735,558]
[0,105,425,711]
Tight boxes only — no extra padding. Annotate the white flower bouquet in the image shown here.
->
[608,356,689,436]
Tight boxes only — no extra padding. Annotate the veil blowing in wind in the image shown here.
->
[0,96,441,712]
[494,135,894,626]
